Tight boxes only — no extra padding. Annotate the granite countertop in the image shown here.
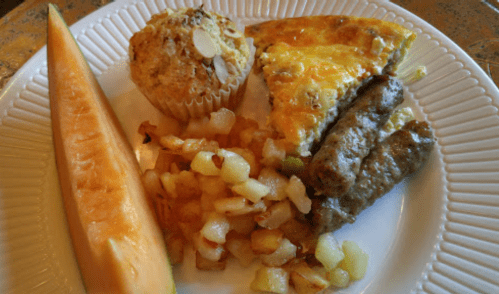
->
[0,0,498,91]
[0,0,115,90]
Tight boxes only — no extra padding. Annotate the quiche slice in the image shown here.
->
[245,15,416,156]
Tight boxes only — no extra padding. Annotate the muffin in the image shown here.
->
[129,6,253,121]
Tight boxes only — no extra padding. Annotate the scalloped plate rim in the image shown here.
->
[0,0,498,293]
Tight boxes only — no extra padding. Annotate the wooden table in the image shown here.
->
[1,0,498,91]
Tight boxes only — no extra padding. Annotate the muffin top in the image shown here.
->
[129,6,250,104]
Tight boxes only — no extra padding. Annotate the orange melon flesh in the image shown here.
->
[47,4,175,293]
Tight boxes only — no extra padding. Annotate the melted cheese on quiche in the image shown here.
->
[246,15,416,156]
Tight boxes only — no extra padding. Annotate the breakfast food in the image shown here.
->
[129,6,254,120]
[312,120,436,234]
[47,5,175,293]
[137,103,432,291]
[308,75,404,197]
[245,15,416,156]
[138,108,374,293]
[126,8,435,293]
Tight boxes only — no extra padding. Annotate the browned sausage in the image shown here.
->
[308,75,404,198]
[312,120,435,234]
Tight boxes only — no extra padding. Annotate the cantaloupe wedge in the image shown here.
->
[47,4,176,293]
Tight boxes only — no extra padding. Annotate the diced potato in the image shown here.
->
[285,175,311,214]
[214,196,248,214]
[155,114,182,137]
[159,134,184,151]
[193,232,226,261]
[142,169,165,197]
[326,267,350,288]
[225,200,267,216]
[279,218,312,244]
[160,172,177,198]
[201,210,212,223]
[340,241,369,281]
[137,143,161,173]
[255,200,293,230]
[173,170,202,199]
[178,221,200,242]
[261,138,286,167]
[213,134,229,148]
[239,126,258,147]
[260,238,297,267]
[191,151,222,176]
[226,237,256,267]
[228,214,256,235]
[198,176,228,211]
[250,267,289,294]
[290,263,330,294]
[153,197,172,230]
[195,251,227,271]
[182,138,208,159]
[154,149,176,173]
[227,116,259,147]
[178,200,202,223]
[251,229,284,254]
[170,162,180,174]
[218,149,251,184]
[197,175,230,211]
[162,136,219,161]
[208,107,236,135]
[184,116,210,138]
[315,233,344,271]
[164,233,184,265]
[299,238,318,256]
[247,129,273,160]
[200,212,231,244]
[226,147,259,177]
[200,193,220,212]
[232,178,270,203]
[144,111,371,292]
[198,175,227,196]
[258,168,289,201]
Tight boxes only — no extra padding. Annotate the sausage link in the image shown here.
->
[309,75,404,197]
[312,120,435,234]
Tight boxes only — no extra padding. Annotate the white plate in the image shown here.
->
[1,0,498,293]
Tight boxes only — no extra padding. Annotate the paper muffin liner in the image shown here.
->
[149,38,255,121]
